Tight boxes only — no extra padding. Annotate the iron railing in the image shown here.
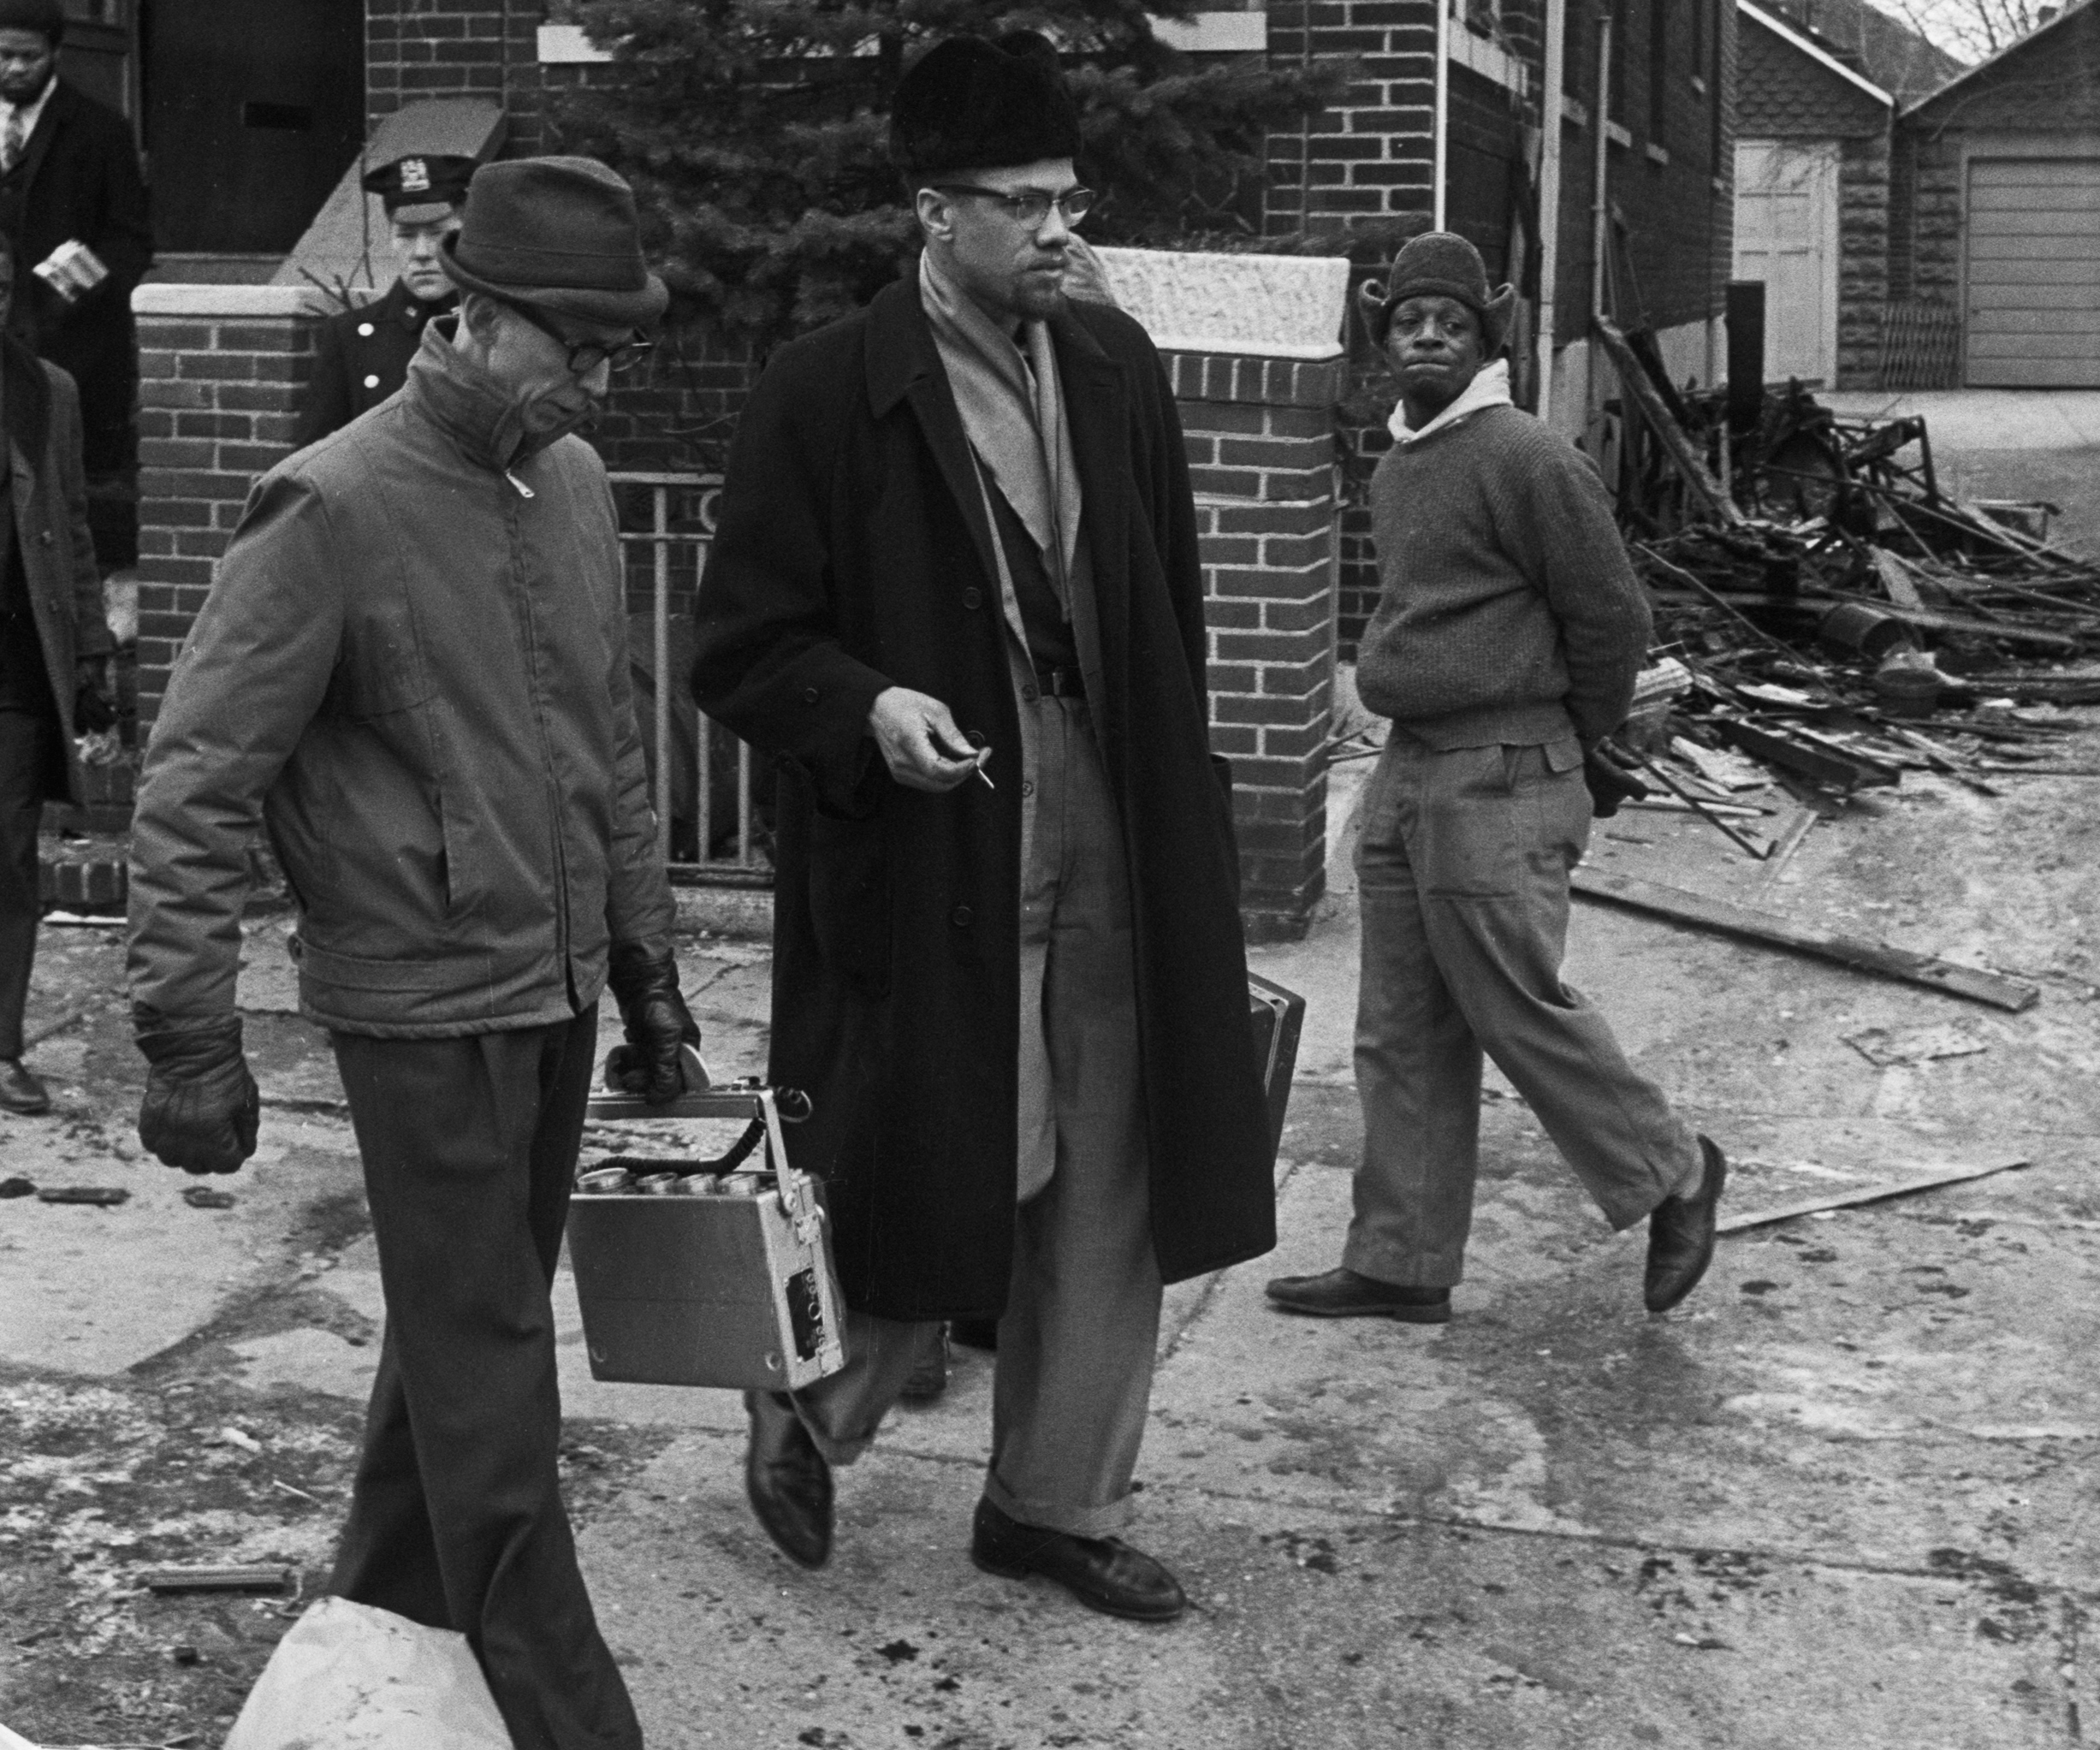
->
[610,472,771,887]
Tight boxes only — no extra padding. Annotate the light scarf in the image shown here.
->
[918,247,1082,611]
[1387,356,1513,445]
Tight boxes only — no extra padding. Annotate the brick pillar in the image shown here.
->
[133,286,327,733]
[1168,352,1344,942]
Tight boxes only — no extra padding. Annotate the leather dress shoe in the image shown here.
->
[0,1059,49,1115]
[1264,1267,1450,1322]
[744,1391,832,1568]
[970,1498,1186,1622]
[1645,1135,1728,1314]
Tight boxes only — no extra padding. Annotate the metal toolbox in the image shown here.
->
[565,1083,846,1392]
[1248,972,1306,1168]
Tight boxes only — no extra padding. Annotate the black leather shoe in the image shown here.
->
[1264,1267,1451,1322]
[0,1060,49,1115]
[970,1498,1186,1622]
[744,1391,832,1568]
[1645,1136,1727,1314]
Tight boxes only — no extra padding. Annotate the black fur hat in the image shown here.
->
[889,32,1082,181]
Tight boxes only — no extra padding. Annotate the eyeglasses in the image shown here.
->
[498,296,655,377]
[933,185,1094,229]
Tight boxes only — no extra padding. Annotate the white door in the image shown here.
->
[1966,157,2100,389]
[1734,139,1840,386]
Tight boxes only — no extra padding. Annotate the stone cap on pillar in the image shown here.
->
[1090,247,1351,361]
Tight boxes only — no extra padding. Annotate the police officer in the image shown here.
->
[294,153,472,448]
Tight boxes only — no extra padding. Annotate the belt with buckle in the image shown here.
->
[1034,665,1083,697]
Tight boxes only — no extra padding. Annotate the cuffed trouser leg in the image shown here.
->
[328,1008,642,1750]
[1346,740,1700,1289]
[984,697,1159,1538]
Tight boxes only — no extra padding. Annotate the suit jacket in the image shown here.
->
[4,359,110,803]
[0,79,151,436]
[691,275,1275,1320]
[294,282,456,450]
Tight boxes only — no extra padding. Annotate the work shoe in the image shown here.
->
[1644,1136,1728,1314]
[970,1498,1186,1622]
[0,1059,49,1115]
[744,1390,832,1568]
[900,1326,951,1403]
[1264,1267,1451,1323]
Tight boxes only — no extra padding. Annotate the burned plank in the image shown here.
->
[1708,719,1899,792]
[1569,867,2040,1011]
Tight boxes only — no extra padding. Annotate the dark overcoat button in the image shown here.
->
[802,686,820,704]
[962,587,982,608]
[950,905,972,928]
[38,529,51,546]
[1021,684,1039,703]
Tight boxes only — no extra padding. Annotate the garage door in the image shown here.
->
[1966,157,2100,389]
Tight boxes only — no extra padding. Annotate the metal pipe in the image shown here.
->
[1587,12,1612,426]
[1433,0,1450,229]
[1535,0,1568,427]
[652,483,673,867]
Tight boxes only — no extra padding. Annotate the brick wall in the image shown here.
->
[133,288,323,733]
[1264,0,1440,235]
[366,0,554,151]
[1169,352,1344,940]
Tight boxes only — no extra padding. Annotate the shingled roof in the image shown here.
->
[1753,0,1967,104]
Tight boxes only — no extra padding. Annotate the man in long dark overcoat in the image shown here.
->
[691,32,1275,1622]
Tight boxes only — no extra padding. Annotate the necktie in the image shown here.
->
[2,111,24,175]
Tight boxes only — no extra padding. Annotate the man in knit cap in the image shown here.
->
[692,31,1274,1622]
[1265,231,1726,1326]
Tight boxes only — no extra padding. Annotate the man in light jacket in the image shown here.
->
[128,158,696,1750]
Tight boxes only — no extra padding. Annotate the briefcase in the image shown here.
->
[565,1081,846,1391]
[1248,971,1306,1168]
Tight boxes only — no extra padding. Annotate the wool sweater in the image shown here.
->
[1356,402,1650,750]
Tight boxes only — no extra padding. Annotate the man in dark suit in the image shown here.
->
[0,0,150,501]
[692,33,1276,1622]
[294,153,472,448]
[0,231,111,1115]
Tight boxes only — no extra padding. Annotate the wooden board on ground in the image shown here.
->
[1719,1156,2030,1232]
[1569,866,2041,1011]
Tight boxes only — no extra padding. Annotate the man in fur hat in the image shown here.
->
[294,152,474,448]
[129,157,695,1748]
[1265,231,1727,1327]
[692,32,1275,1622]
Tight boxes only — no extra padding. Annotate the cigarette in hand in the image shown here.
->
[975,749,995,789]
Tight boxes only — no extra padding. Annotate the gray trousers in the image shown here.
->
[1346,738,1701,1289]
[789,697,1161,1537]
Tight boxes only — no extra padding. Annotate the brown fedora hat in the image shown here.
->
[441,156,668,329]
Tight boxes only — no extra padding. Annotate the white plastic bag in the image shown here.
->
[222,1595,512,1749]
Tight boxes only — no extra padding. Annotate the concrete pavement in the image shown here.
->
[9,726,2100,1746]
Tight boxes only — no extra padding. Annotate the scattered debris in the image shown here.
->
[34,1184,130,1206]
[0,1174,33,1198]
[216,1425,264,1453]
[1718,1157,2031,1233]
[138,1563,298,1597]
[182,1184,237,1210]
[1569,869,2041,1011]
[1843,1023,1992,1068]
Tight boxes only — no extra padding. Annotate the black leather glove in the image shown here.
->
[603,943,701,1105]
[1582,744,1650,820]
[135,1009,260,1176]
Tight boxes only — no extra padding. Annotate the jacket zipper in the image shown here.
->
[505,468,534,498]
